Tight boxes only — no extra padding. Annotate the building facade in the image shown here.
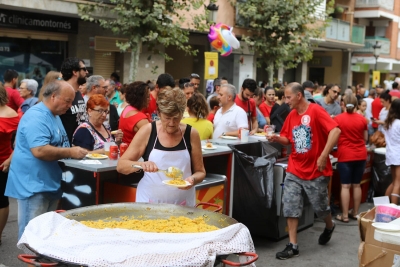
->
[352,0,400,89]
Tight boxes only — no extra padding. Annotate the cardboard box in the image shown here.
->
[358,207,375,242]
[358,207,400,266]
[359,242,400,267]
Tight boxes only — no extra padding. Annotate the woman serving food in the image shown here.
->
[117,87,205,206]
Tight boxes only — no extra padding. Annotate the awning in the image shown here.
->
[351,56,400,72]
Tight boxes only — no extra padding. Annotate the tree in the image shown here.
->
[237,0,334,82]
[78,0,208,81]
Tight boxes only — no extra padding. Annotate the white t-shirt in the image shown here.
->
[213,103,248,138]
[363,97,374,125]
[378,107,389,131]
[382,119,400,166]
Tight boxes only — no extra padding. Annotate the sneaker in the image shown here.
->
[318,221,336,245]
[276,243,299,260]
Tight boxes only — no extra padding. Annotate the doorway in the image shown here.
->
[309,68,325,85]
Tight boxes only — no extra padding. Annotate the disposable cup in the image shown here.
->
[240,129,249,142]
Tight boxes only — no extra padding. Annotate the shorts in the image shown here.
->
[0,171,9,209]
[337,160,366,184]
[283,172,330,219]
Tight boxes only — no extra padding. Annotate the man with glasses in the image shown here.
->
[235,78,259,135]
[60,57,88,145]
[315,84,341,117]
[5,80,88,239]
[190,73,201,91]
[105,79,122,107]
[85,75,119,131]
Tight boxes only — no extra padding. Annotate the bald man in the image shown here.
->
[5,80,88,239]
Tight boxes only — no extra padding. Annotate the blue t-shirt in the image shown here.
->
[5,102,70,200]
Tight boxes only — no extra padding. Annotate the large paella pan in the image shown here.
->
[18,202,257,267]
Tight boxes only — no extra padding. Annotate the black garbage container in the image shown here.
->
[372,149,392,197]
[228,141,314,240]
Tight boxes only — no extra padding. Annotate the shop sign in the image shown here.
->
[309,56,332,67]
[352,63,369,73]
[204,52,219,80]
[0,8,78,34]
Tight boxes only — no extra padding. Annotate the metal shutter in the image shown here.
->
[94,51,115,78]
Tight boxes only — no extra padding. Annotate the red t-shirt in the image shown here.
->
[280,103,338,180]
[334,113,367,162]
[259,102,274,118]
[142,93,157,121]
[234,96,256,117]
[371,97,383,129]
[119,106,150,145]
[5,86,24,112]
[207,112,215,123]
[0,115,20,169]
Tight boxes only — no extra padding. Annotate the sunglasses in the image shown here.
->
[184,82,194,88]
[190,73,200,78]
[78,67,87,72]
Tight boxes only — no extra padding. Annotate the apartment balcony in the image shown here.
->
[323,19,365,48]
[355,0,394,11]
[353,36,390,55]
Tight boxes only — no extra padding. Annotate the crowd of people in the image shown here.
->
[1,57,400,262]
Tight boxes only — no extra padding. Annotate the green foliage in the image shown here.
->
[78,0,208,81]
[237,0,334,71]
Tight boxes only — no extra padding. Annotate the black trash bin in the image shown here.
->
[372,149,392,197]
[228,141,314,240]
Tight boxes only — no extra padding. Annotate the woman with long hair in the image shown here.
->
[181,92,213,140]
[373,90,391,131]
[334,94,368,222]
[382,98,400,204]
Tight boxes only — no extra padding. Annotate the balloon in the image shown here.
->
[208,23,240,56]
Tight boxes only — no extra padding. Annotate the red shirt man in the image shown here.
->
[235,78,258,134]
[268,83,340,259]
[3,69,23,111]
[5,87,24,112]
[371,86,384,129]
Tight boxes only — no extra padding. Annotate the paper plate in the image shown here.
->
[202,145,217,150]
[251,133,267,139]
[86,153,108,160]
[372,222,400,232]
[162,180,190,188]
[221,136,238,140]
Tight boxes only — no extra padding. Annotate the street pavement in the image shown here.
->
[0,198,372,266]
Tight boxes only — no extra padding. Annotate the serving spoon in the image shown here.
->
[132,165,183,179]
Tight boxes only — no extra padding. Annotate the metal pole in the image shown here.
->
[375,56,378,71]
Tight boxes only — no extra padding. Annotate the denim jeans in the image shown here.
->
[17,193,59,239]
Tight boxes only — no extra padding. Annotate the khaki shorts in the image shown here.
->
[282,172,330,219]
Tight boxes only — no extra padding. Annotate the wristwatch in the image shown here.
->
[222,132,226,136]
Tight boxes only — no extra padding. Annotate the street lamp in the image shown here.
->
[205,2,219,25]
[372,41,381,71]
